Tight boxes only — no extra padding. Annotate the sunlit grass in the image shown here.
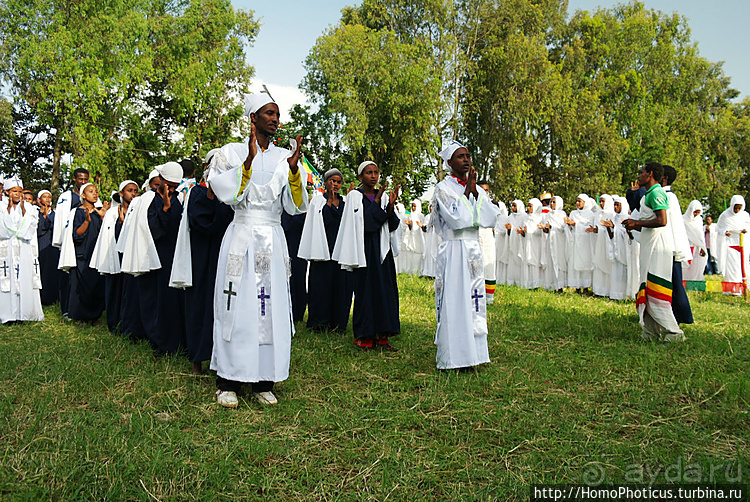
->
[1,275,748,500]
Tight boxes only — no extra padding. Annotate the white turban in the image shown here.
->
[244,93,275,117]
[157,162,183,184]
[438,140,467,163]
[4,175,22,190]
[38,189,51,199]
[119,180,138,192]
[357,160,376,176]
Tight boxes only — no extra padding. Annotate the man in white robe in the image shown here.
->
[432,141,498,370]
[661,166,693,324]
[716,195,750,295]
[0,176,43,323]
[209,93,308,407]
[623,163,684,342]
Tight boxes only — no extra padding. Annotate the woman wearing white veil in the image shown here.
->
[681,200,708,281]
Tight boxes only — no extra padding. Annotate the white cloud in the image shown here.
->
[248,80,310,120]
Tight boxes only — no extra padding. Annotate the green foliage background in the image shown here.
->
[0,0,749,214]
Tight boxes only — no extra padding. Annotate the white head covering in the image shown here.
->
[204,148,221,165]
[410,200,423,218]
[528,198,542,215]
[119,180,138,192]
[438,140,467,166]
[157,162,183,184]
[244,93,276,117]
[37,189,51,199]
[79,182,95,197]
[357,160,377,176]
[324,168,343,183]
[4,175,22,190]
[497,200,508,217]
[142,169,160,190]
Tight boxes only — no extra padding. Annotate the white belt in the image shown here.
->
[234,210,280,227]
[444,227,479,241]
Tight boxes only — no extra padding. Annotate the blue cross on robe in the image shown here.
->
[472,289,483,312]
[33,259,39,274]
[15,264,20,279]
[0,261,7,277]
[258,287,270,316]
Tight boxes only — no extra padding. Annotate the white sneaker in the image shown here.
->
[216,390,238,408]
[253,391,278,405]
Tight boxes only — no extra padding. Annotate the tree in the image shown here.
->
[304,22,440,200]
[0,0,258,197]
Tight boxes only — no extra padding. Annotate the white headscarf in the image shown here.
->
[683,200,704,249]
[37,189,51,199]
[119,180,138,192]
[244,93,275,117]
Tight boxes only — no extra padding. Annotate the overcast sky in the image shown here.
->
[233,0,750,117]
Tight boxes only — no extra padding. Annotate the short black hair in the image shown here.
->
[643,162,664,183]
[180,159,195,178]
[662,165,677,185]
[72,168,89,177]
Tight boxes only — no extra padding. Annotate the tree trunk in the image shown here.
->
[50,122,63,202]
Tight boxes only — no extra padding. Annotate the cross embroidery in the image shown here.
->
[472,289,484,313]
[0,261,7,277]
[223,282,237,311]
[258,287,270,316]
[33,259,39,274]
[15,264,20,279]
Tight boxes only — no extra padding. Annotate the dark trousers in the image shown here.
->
[216,376,273,394]
[704,249,718,275]
[672,260,694,325]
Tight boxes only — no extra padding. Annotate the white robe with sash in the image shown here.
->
[432,178,499,369]
[0,203,43,323]
[209,141,308,383]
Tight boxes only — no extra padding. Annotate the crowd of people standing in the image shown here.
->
[2,95,749,407]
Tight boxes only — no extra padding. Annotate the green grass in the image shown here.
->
[1,275,749,500]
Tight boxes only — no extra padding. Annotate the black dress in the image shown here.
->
[68,208,105,321]
[352,190,401,340]
[307,196,353,331]
[281,211,308,323]
[184,185,233,363]
[37,210,60,305]
[137,192,186,355]
[59,191,81,315]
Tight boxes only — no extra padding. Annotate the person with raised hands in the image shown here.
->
[430,141,499,370]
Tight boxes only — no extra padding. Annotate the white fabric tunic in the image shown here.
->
[592,195,615,297]
[542,197,567,291]
[493,202,509,286]
[716,195,750,287]
[432,177,498,370]
[681,200,708,281]
[208,141,308,383]
[0,203,43,323]
[420,210,440,278]
[566,195,595,289]
[400,204,425,274]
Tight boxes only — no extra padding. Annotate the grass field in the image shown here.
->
[1,275,748,500]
